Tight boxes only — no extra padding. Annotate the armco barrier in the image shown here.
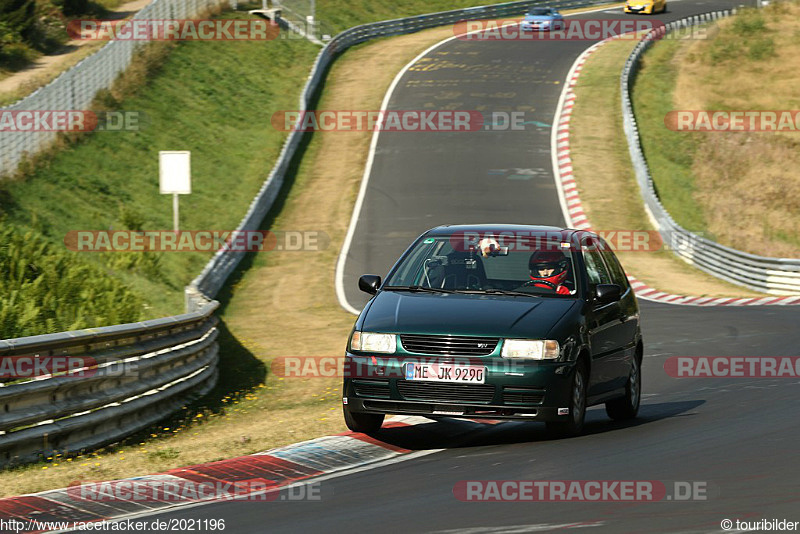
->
[2,0,616,465]
[621,11,800,295]
[186,0,614,310]
[0,301,218,466]
[0,0,236,177]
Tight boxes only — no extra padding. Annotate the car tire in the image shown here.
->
[546,360,587,438]
[605,353,641,420]
[343,406,385,434]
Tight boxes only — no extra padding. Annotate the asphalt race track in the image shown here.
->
[130,1,800,532]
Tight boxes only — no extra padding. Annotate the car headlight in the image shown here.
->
[350,332,397,353]
[501,339,560,360]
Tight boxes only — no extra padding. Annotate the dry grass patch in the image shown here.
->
[570,37,763,297]
[0,22,462,498]
[638,2,800,257]
[0,2,627,496]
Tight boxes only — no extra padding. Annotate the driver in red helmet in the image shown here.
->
[528,250,571,295]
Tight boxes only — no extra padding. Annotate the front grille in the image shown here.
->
[503,387,545,405]
[397,380,495,404]
[399,334,499,356]
[353,379,390,398]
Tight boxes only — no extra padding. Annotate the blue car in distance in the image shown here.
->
[521,7,565,31]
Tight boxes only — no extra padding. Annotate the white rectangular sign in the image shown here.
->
[159,151,191,194]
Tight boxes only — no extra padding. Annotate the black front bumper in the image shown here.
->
[342,353,577,422]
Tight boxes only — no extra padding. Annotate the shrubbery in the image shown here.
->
[0,0,97,72]
[0,221,143,339]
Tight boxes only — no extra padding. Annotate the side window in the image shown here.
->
[582,245,612,286]
[600,246,630,289]
[389,239,438,286]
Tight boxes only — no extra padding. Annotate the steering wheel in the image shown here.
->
[521,279,557,291]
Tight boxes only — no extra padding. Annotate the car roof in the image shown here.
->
[424,224,591,239]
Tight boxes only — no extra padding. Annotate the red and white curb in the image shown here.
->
[551,37,800,307]
[0,415,508,532]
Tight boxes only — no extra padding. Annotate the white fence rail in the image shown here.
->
[2,0,623,465]
[186,0,614,309]
[0,302,218,466]
[620,11,800,295]
[0,0,236,177]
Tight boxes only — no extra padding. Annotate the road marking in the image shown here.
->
[334,3,628,315]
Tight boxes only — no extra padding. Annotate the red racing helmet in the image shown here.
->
[529,250,569,286]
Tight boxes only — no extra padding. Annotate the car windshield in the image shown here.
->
[528,7,553,15]
[384,234,578,298]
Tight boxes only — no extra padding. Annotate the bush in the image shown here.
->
[0,0,35,42]
[61,0,89,16]
[732,11,766,35]
[0,221,144,338]
[706,36,742,62]
[0,41,38,71]
[748,37,776,60]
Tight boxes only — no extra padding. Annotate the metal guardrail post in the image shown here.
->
[619,10,800,295]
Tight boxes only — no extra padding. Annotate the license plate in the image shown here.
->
[404,362,485,384]
[433,408,464,415]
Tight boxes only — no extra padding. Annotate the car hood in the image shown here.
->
[525,15,557,21]
[360,290,579,339]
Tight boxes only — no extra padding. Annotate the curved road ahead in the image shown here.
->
[140,1,800,532]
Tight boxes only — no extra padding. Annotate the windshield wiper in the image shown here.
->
[382,285,458,294]
[455,289,541,298]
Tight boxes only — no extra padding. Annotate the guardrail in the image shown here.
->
[2,0,615,465]
[186,0,614,310]
[0,301,218,466]
[0,0,236,177]
[620,11,800,295]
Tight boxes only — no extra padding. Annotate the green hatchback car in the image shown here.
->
[342,224,643,437]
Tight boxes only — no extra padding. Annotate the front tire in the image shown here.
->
[546,361,587,437]
[605,353,641,421]
[343,406,385,434]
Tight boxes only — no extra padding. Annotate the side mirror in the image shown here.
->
[595,283,622,304]
[358,274,382,295]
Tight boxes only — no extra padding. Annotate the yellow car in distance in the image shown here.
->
[624,0,666,14]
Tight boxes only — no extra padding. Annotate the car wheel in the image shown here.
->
[605,354,641,420]
[546,360,587,437]
[343,406,385,434]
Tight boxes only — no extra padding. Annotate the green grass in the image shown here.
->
[632,8,790,243]
[314,0,524,33]
[0,221,143,337]
[1,11,321,329]
[0,0,522,337]
[631,37,708,232]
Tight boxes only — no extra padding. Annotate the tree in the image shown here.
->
[0,0,35,41]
